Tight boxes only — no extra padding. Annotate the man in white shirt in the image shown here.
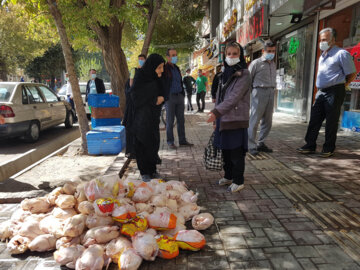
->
[65,73,77,120]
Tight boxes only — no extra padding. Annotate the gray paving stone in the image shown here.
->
[248,220,271,228]
[219,225,252,234]
[230,260,272,270]
[264,228,293,242]
[226,249,253,261]
[267,253,302,270]
[272,241,297,247]
[253,228,266,237]
[245,237,272,248]
[263,247,289,253]
[282,222,318,231]
[317,263,360,270]
[289,246,320,258]
[222,235,247,249]
[297,258,317,270]
[289,231,322,245]
[250,249,267,260]
[263,189,284,197]
[315,245,354,264]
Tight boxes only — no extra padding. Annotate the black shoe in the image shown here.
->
[141,174,152,182]
[257,143,273,153]
[296,146,315,154]
[156,156,162,164]
[249,148,259,156]
[168,143,177,149]
[152,172,165,179]
[318,151,334,158]
[179,141,194,147]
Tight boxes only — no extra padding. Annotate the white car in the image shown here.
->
[58,82,112,115]
[0,82,74,142]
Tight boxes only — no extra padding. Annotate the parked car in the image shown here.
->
[0,82,74,142]
[58,82,112,115]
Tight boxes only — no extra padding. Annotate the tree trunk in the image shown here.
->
[141,0,163,56]
[47,0,89,154]
[0,57,8,81]
[91,18,128,112]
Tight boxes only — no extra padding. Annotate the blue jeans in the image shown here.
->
[165,93,186,144]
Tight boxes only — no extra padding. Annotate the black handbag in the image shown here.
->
[204,132,223,171]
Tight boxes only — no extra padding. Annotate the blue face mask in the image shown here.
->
[171,56,178,64]
[265,53,275,61]
[91,74,96,79]
[138,59,145,67]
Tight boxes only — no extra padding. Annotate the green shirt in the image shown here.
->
[196,75,207,93]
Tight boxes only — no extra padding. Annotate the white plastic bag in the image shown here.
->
[192,213,214,230]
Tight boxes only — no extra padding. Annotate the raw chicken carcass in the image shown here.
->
[0,220,13,241]
[56,236,81,249]
[7,235,31,254]
[174,230,206,251]
[166,199,178,212]
[40,215,65,238]
[118,248,143,270]
[180,191,198,204]
[46,187,63,205]
[178,203,200,221]
[105,236,132,261]
[75,244,106,270]
[54,244,85,269]
[162,222,186,237]
[149,195,167,207]
[86,214,114,229]
[77,201,94,215]
[75,183,87,203]
[63,214,87,237]
[192,213,214,230]
[21,197,52,214]
[18,219,44,239]
[135,203,155,214]
[52,207,77,220]
[82,226,120,247]
[10,208,31,222]
[63,182,77,195]
[29,234,57,252]
[166,181,188,193]
[132,231,158,261]
[132,182,153,203]
[165,190,182,201]
[147,207,177,230]
[55,194,76,209]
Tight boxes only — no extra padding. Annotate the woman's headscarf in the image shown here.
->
[138,53,165,82]
[223,41,247,83]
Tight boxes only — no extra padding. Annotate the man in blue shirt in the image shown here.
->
[297,28,356,158]
[163,48,193,149]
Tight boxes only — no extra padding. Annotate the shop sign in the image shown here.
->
[222,9,238,39]
[244,0,266,17]
[236,5,268,47]
[204,39,218,59]
[218,44,226,63]
[288,37,300,55]
[345,43,360,89]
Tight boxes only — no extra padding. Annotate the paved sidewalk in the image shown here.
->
[1,99,360,269]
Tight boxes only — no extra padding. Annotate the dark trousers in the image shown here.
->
[304,84,346,153]
[186,93,193,110]
[165,93,186,144]
[196,91,206,111]
[222,147,246,185]
[134,137,157,176]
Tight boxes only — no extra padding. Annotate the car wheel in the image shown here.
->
[65,110,74,128]
[25,121,40,143]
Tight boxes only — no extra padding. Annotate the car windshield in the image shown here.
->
[58,83,87,95]
[0,84,15,102]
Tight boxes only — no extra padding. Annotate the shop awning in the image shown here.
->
[303,0,336,16]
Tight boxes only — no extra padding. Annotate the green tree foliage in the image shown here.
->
[77,57,102,82]
[0,3,55,80]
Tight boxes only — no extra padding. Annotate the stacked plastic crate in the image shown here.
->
[86,94,126,155]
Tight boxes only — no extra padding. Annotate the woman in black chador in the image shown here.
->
[130,53,165,181]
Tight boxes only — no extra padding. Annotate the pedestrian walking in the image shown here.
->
[65,73,77,121]
[183,68,196,111]
[297,28,356,158]
[163,48,193,149]
[130,54,165,181]
[85,69,105,102]
[248,40,277,156]
[211,65,223,103]
[130,54,147,87]
[206,41,251,193]
[196,69,208,112]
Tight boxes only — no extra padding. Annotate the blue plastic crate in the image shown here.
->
[88,94,119,108]
[341,111,360,132]
[91,118,121,128]
[86,126,126,155]
[92,125,125,133]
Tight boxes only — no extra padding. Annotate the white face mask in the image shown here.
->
[319,41,330,51]
[225,57,240,66]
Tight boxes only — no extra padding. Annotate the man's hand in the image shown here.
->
[206,112,216,123]
[156,96,164,105]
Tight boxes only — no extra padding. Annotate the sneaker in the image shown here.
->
[296,146,315,154]
[179,141,194,147]
[228,183,245,193]
[257,143,273,153]
[141,174,152,182]
[318,151,334,158]
[151,172,164,179]
[168,143,177,149]
[249,148,259,156]
[218,178,232,186]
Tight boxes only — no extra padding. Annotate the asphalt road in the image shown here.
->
[0,123,80,166]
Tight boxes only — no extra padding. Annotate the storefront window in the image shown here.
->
[275,23,314,119]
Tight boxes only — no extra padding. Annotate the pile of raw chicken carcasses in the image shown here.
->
[0,174,214,270]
